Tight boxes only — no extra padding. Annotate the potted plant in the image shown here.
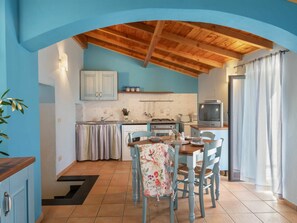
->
[0,89,27,156]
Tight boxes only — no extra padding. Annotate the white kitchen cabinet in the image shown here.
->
[121,124,148,161]
[80,70,118,101]
[191,126,228,171]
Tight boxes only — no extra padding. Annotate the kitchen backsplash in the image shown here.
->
[78,93,197,121]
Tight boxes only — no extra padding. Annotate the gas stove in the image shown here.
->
[151,118,175,122]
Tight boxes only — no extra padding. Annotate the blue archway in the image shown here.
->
[20,0,297,52]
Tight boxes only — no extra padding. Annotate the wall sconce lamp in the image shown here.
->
[59,53,68,72]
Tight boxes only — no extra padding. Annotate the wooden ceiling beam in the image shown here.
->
[180,22,273,49]
[144,21,165,67]
[124,22,242,60]
[88,38,198,78]
[72,34,88,49]
[103,26,223,68]
[85,31,209,73]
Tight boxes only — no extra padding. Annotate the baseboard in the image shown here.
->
[35,212,44,223]
[57,161,77,178]
[283,198,297,211]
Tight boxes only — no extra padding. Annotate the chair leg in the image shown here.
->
[210,176,216,208]
[174,188,178,210]
[205,179,209,194]
[169,198,175,223]
[199,185,205,218]
[182,175,188,198]
[142,196,147,223]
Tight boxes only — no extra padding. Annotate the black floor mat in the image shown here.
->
[42,175,98,205]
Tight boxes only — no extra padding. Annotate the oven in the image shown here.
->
[150,123,176,137]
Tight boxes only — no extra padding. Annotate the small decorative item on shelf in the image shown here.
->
[130,87,135,92]
[122,108,130,121]
[125,86,130,92]
[136,86,140,92]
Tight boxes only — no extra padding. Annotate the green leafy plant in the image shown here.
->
[0,89,27,156]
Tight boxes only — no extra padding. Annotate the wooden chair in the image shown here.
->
[178,139,223,217]
[135,143,180,223]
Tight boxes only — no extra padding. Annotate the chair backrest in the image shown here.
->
[200,131,215,140]
[200,138,224,179]
[128,131,154,143]
[135,143,180,199]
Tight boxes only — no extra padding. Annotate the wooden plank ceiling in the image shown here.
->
[73,21,273,78]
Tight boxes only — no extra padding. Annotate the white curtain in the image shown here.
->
[240,53,283,196]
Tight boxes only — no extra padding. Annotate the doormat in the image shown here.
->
[42,175,98,205]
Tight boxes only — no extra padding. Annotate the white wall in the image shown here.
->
[198,68,229,124]
[82,93,197,121]
[38,38,83,174]
[282,51,297,205]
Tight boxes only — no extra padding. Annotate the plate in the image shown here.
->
[190,141,204,146]
[149,137,162,143]
[181,140,190,145]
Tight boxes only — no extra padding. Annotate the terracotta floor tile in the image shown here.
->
[266,200,297,213]
[123,204,143,216]
[204,213,234,223]
[41,217,68,223]
[280,211,297,223]
[67,218,96,223]
[42,161,297,223]
[256,212,290,223]
[97,204,125,217]
[253,191,276,201]
[89,185,108,195]
[95,217,123,223]
[83,194,104,205]
[242,200,275,213]
[44,205,76,218]
[229,213,262,223]
[232,191,260,201]
[106,186,128,194]
[70,205,100,217]
[219,201,251,214]
[123,216,147,223]
[102,193,126,204]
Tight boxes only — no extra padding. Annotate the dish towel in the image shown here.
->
[138,143,174,200]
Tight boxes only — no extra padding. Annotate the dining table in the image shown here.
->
[128,137,221,223]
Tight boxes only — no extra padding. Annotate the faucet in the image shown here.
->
[144,112,154,118]
[100,114,113,121]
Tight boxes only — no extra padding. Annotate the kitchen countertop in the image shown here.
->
[0,157,35,181]
[191,124,228,130]
[76,120,181,125]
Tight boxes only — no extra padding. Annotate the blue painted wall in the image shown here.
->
[84,45,198,93]
[19,0,297,52]
[0,0,296,219]
[0,0,41,220]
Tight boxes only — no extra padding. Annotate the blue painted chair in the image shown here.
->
[128,131,154,143]
[135,143,180,223]
[180,131,216,197]
[200,131,215,140]
[178,139,224,217]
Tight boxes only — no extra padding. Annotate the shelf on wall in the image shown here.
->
[119,91,174,94]
[139,99,174,102]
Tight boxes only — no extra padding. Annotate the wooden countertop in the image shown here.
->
[190,124,228,130]
[0,157,35,181]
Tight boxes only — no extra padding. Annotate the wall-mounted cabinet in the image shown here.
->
[80,70,118,101]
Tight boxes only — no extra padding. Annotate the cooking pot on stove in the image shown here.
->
[179,114,191,123]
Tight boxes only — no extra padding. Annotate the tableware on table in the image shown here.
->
[190,140,204,146]
[149,136,162,143]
